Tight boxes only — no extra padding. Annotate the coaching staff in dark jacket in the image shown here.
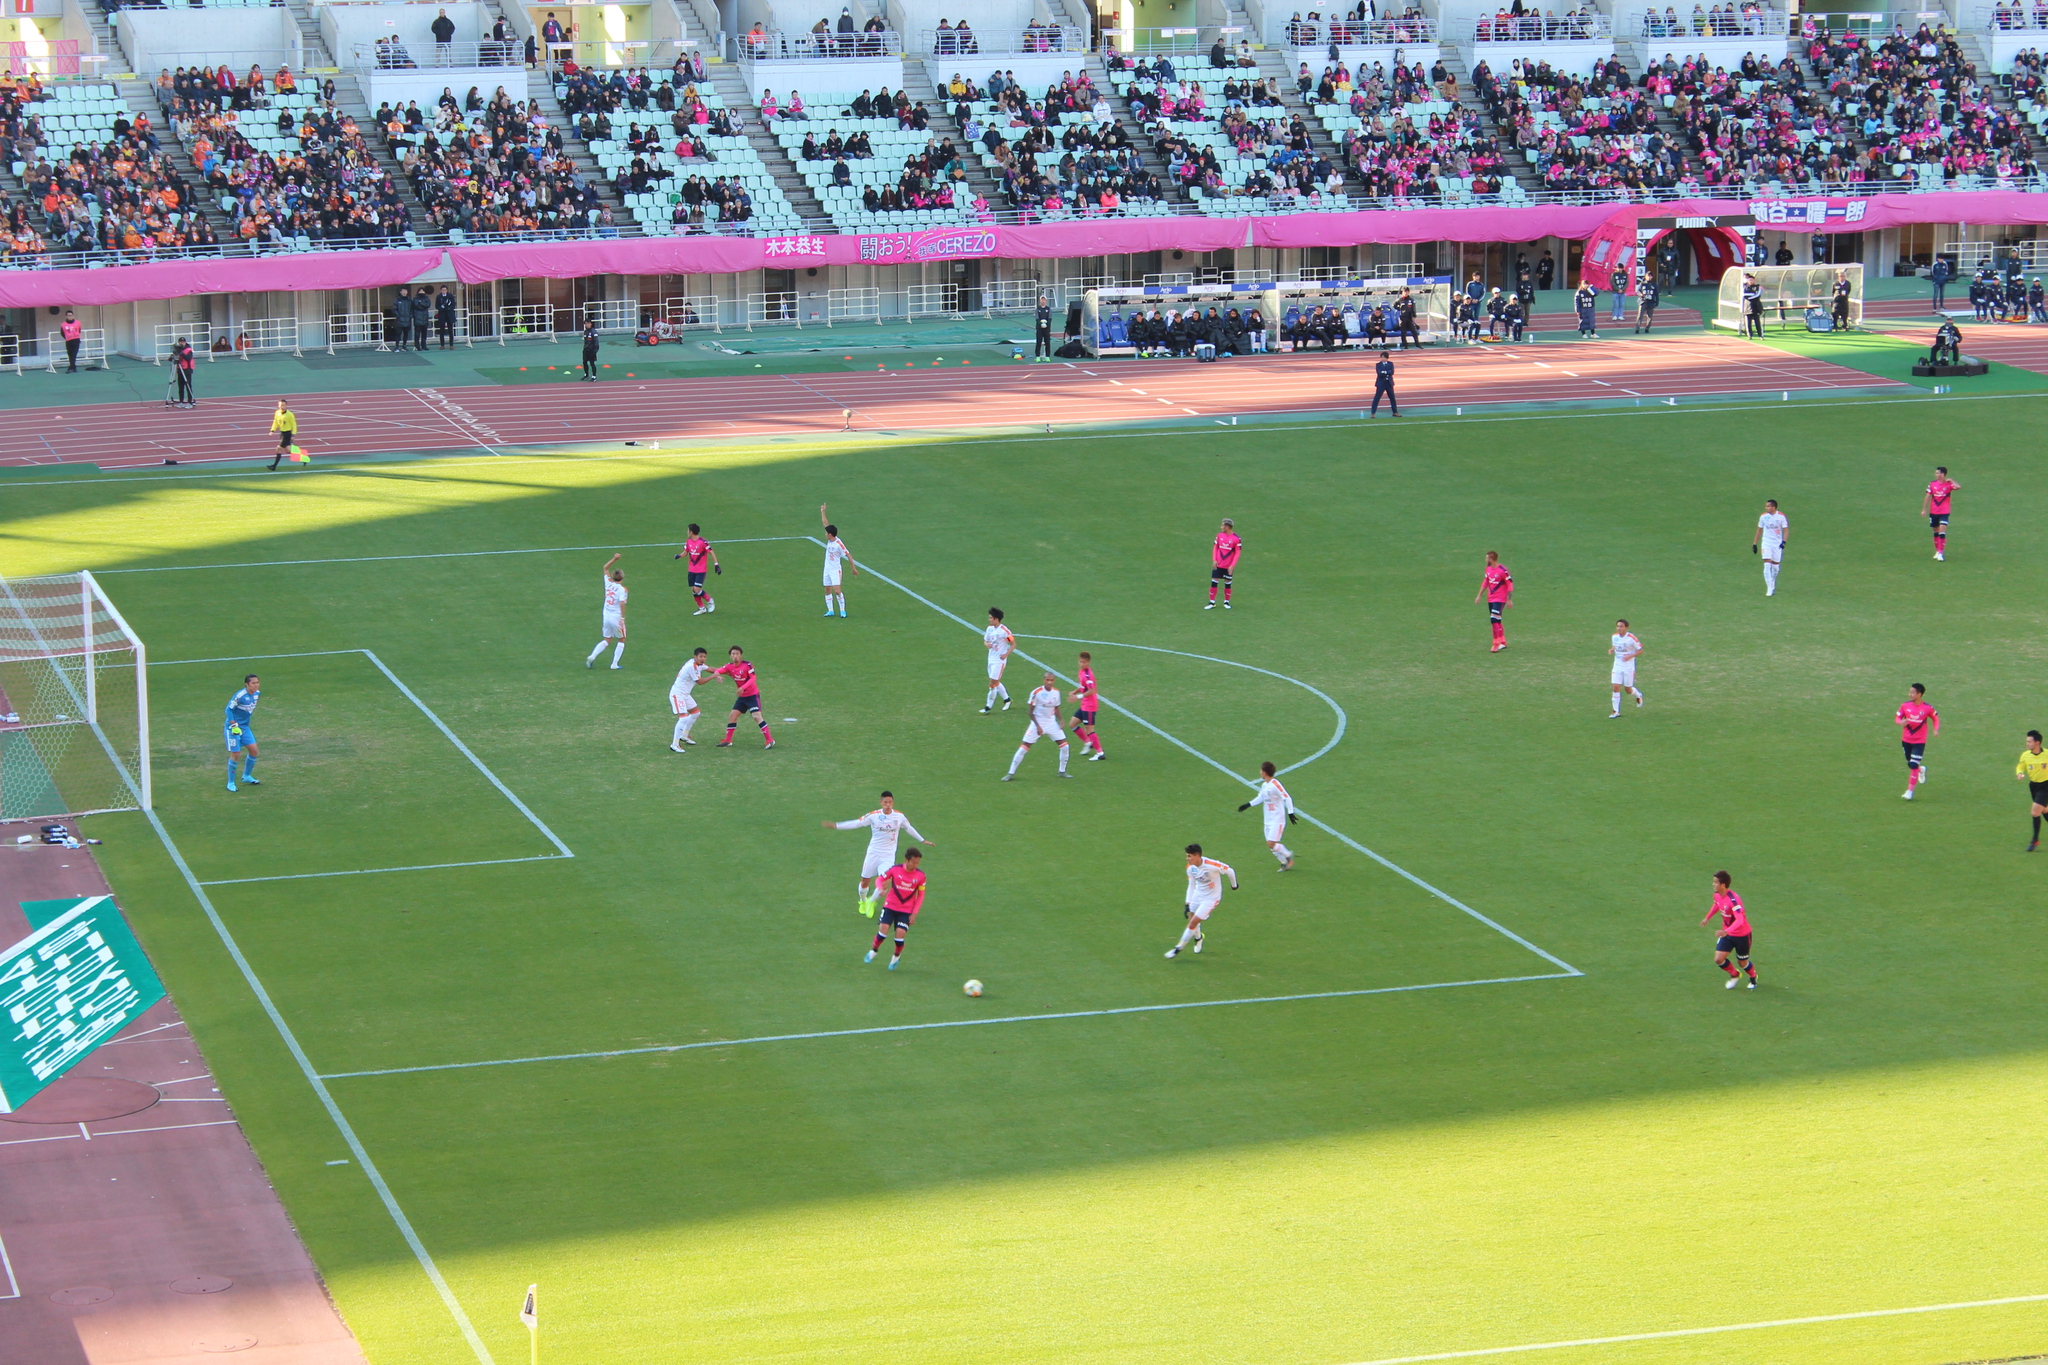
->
[1369,349,1399,417]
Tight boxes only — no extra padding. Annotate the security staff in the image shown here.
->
[1033,293,1052,360]
[1831,272,1853,331]
[581,319,601,380]
[1634,272,1661,333]
[1609,264,1628,322]
[1574,279,1599,337]
[1369,349,1399,417]
[412,292,431,352]
[1742,275,1764,337]
[1395,290,1420,348]
[435,287,457,348]
[392,287,414,351]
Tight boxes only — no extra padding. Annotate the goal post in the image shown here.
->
[0,571,149,819]
[1717,264,1864,333]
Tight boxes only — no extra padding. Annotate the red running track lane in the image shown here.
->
[0,334,1903,469]
[1867,319,2048,376]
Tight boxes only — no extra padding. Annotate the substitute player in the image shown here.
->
[1238,761,1297,868]
[672,524,720,614]
[2018,730,2048,851]
[1073,651,1105,760]
[1476,551,1514,652]
[1608,619,1644,717]
[1002,672,1071,780]
[224,674,261,793]
[1896,682,1940,799]
[1208,517,1242,610]
[819,503,858,617]
[1753,499,1789,596]
[585,553,628,669]
[713,646,774,749]
[981,608,1015,712]
[824,791,933,917]
[864,847,927,969]
[1699,869,1757,989]
[1924,466,1958,561]
[669,646,712,751]
[1166,844,1238,958]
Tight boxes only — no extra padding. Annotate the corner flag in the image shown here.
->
[520,1285,537,1329]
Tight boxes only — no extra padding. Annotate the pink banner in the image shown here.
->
[0,248,445,309]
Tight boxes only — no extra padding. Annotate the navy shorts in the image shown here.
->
[1715,934,1752,956]
[732,693,761,714]
[223,721,255,752]
[1902,741,1926,766]
[879,908,914,929]
[1073,709,1096,726]
[688,570,707,588]
[1211,566,1232,583]
[1488,602,1505,623]
[1928,513,1949,529]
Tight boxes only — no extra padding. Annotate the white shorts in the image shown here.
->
[988,654,1010,681]
[860,847,896,879]
[1611,663,1636,687]
[602,610,625,638]
[1263,815,1287,842]
[670,692,698,715]
[1022,719,1067,744]
[823,569,842,588]
[1761,540,1784,562]
[1185,899,1218,922]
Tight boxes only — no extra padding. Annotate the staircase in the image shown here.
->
[1433,48,1546,195]
[703,61,828,226]
[896,59,1004,209]
[518,64,639,231]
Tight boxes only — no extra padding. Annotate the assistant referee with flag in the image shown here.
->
[2019,729,2048,851]
[268,399,298,470]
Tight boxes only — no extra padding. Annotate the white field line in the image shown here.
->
[98,537,812,576]
[0,1117,240,1149]
[844,543,1579,976]
[155,648,572,880]
[0,1223,17,1299]
[1337,1291,2048,1365]
[318,973,1575,1080]
[137,803,497,1365]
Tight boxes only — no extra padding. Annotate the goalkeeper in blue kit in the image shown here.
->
[224,674,261,792]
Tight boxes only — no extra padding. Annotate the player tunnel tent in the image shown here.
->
[1578,207,1759,293]
[1082,278,1454,357]
[1715,264,1865,333]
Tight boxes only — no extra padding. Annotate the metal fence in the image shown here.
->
[918,26,1086,56]
[827,286,883,323]
[744,290,800,326]
[1943,239,2048,270]
[44,328,106,371]
[1471,13,1613,41]
[497,304,561,342]
[1278,16,1440,46]
[584,299,641,332]
[346,40,523,71]
[984,279,1051,314]
[147,320,301,361]
[906,282,960,316]
[662,295,723,329]
[1975,4,2048,30]
[1623,9,1791,38]
[739,29,905,60]
[0,334,21,373]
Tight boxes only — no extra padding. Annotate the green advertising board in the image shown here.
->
[0,895,165,1113]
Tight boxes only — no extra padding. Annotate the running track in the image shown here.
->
[0,333,1903,469]
[1866,318,2048,376]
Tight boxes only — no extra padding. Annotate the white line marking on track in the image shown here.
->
[318,974,1575,1080]
[136,804,498,1364]
[0,1223,17,1299]
[151,1073,213,1086]
[1335,1291,2048,1365]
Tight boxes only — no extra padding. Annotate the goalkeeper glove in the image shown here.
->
[713,563,722,574]
[1287,812,1298,825]
[1751,543,1758,554]
[1236,801,1252,812]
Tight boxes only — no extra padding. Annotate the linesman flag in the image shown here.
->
[520,1284,537,1330]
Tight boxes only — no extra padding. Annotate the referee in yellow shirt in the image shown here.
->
[267,399,298,471]
[2019,729,2048,851]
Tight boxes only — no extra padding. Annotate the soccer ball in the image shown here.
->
[963,979,983,998]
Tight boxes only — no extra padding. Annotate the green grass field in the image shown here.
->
[11,389,2048,1365]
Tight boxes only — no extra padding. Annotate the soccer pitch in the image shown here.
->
[14,393,2048,1365]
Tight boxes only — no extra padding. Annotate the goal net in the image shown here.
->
[1716,263,1864,333]
[0,572,150,820]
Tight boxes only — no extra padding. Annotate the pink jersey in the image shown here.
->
[1213,532,1242,570]
[685,537,711,571]
[714,660,760,697]
[1926,479,1956,514]
[1713,890,1750,937]
[1482,563,1514,603]
[1074,666,1098,709]
[881,864,926,917]
[1895,701,1939,744]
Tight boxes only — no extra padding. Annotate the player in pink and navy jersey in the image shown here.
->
[1475,551,1514,652]
[1072,651,1104,760]
[1699,870,1757,988]
[1895,683,1940,799]
[1207,518,1241,609]
[1923,466,1959,561]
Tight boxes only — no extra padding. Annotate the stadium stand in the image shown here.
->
[1306,59,1522,205]
[773,89,983,229]
[1809,22,2041,186]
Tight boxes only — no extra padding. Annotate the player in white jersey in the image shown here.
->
[819,502,859,618]
[669,647,711,751]
[1002,673,1071,779]
[1166,843,1238,957]
[1752,498,1789,596]
[980,607,1015,712]
[1608,618,1644,717]
[1238,760,1297,868]
[823,790,932,916]
[586,553,628,669]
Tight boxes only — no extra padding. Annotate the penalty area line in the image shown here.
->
[198,853,570,887]
[1338,1291,2048,1365]
[318,972,1577,1080]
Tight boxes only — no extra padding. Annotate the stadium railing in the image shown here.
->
[906,281,959,316]
[916,26,1086,55]
[661,295,723,330]
[43,328,106,371]
[1469,13,1614,41]
[327,312,391,353]
[827,286,883,322]
[1622,9,1791,38]
[497,304,561,342]
[345,39,525,69]
[150,320,302,361]
[739,30,906,60]
[1276,16,1440,47]
[0,335,21,373]
[1973,4,2048,30]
